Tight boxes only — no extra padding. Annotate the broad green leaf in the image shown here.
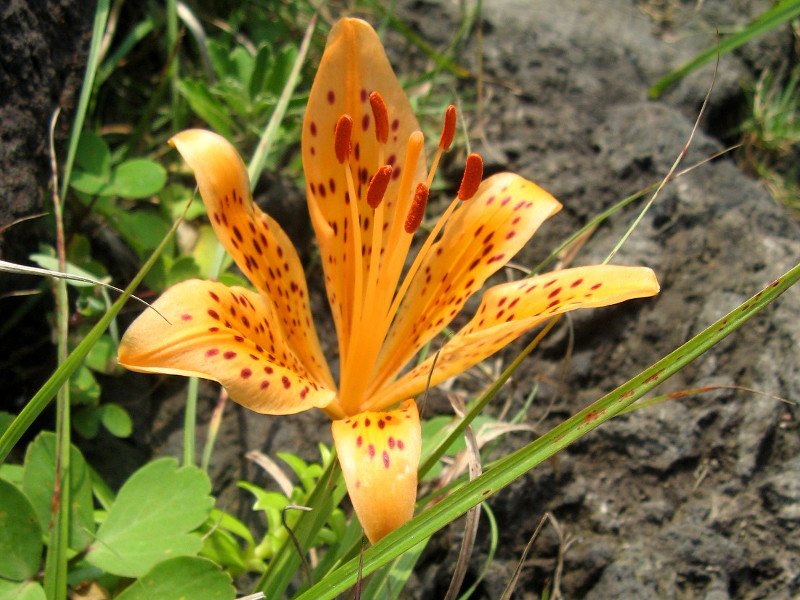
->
[99,403,132,438]
[111,159,166,198]
[69,170,113,196]
[84,334,117,374]
[73,406,101,439]
[111,210,171,255]
[86,458,213,577]
[74,131,111,175]
[0,579,46,600]
[21,432,94,552]
[114,556,234,600]
[0,480,42,581]
[0,464,23,486]
[69,364,101,406]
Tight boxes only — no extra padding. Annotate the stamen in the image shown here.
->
[404,183,429,234]
[439,104,457,150]
[367,165,393,209]
[334,114,353,163]
[457,153,484,200]
[370,92,389,144]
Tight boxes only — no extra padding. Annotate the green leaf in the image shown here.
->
[111,210,171,255]
[114,556,234,600]
[0,578,46,600]
[100,403,132,438]
[249,43,272,100]
[69,170,113,196]
[111,159,167,198]
[166,255,201,287]
[21,432,95,552]
[84,334,117,374]
[86,458,213,577]
[73,406,101,439]
[69,364,101,406]
[0,479,43,581]
[178,80,233,138]
[74,131,111,175]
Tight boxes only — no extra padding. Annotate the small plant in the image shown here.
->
[740,65,800,207]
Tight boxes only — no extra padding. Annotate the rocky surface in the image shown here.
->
[401,1,800,598]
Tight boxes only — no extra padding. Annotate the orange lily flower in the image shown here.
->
[119,17,659,543]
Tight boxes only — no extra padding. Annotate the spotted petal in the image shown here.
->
[118,279,335,414]
[171,130,334,389]
[369,265,659,409]
[302,17,427,352]
[331,399,421,544]
[370,173,561,393]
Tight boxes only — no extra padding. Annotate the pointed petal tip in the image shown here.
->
[332,399,421,544]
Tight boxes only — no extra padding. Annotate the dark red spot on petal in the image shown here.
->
[206,349,219,357]
[241,368,252,379]
[383,450,390,468]
[223,351,236,359]
[282,376,290,389]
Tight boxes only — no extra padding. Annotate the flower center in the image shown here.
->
[334,93,484,414]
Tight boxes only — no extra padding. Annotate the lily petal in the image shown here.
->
[371,173,561,392]
[171,129,334,389]
[370,265,659,409]
[302,17,427,353]
[118,279,336,414]
[331,399,421,544]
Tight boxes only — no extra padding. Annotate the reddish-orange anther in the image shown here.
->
[404,183,429,233]
[367,165,393,208]
[370,92,390,144]
[457,153,483,200]
[439,105,457,150]
[335,114,354,163]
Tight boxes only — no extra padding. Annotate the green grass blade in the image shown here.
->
[649,0,800,98]
[0,210,184,464]
[293,262,800,599]
[59,0,110,201]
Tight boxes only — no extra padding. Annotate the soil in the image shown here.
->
[2,1,800,599]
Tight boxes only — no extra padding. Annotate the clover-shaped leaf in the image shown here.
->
[22,432,94,552]
[114,556,234,600]
[86,458,213,577]
[0,479,42,581]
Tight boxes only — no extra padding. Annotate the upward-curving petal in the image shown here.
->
[369,173,561,394]
[118,279,336,414]
[369,265,659,410]
[171,129,334,389]
[302,17,427,351]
